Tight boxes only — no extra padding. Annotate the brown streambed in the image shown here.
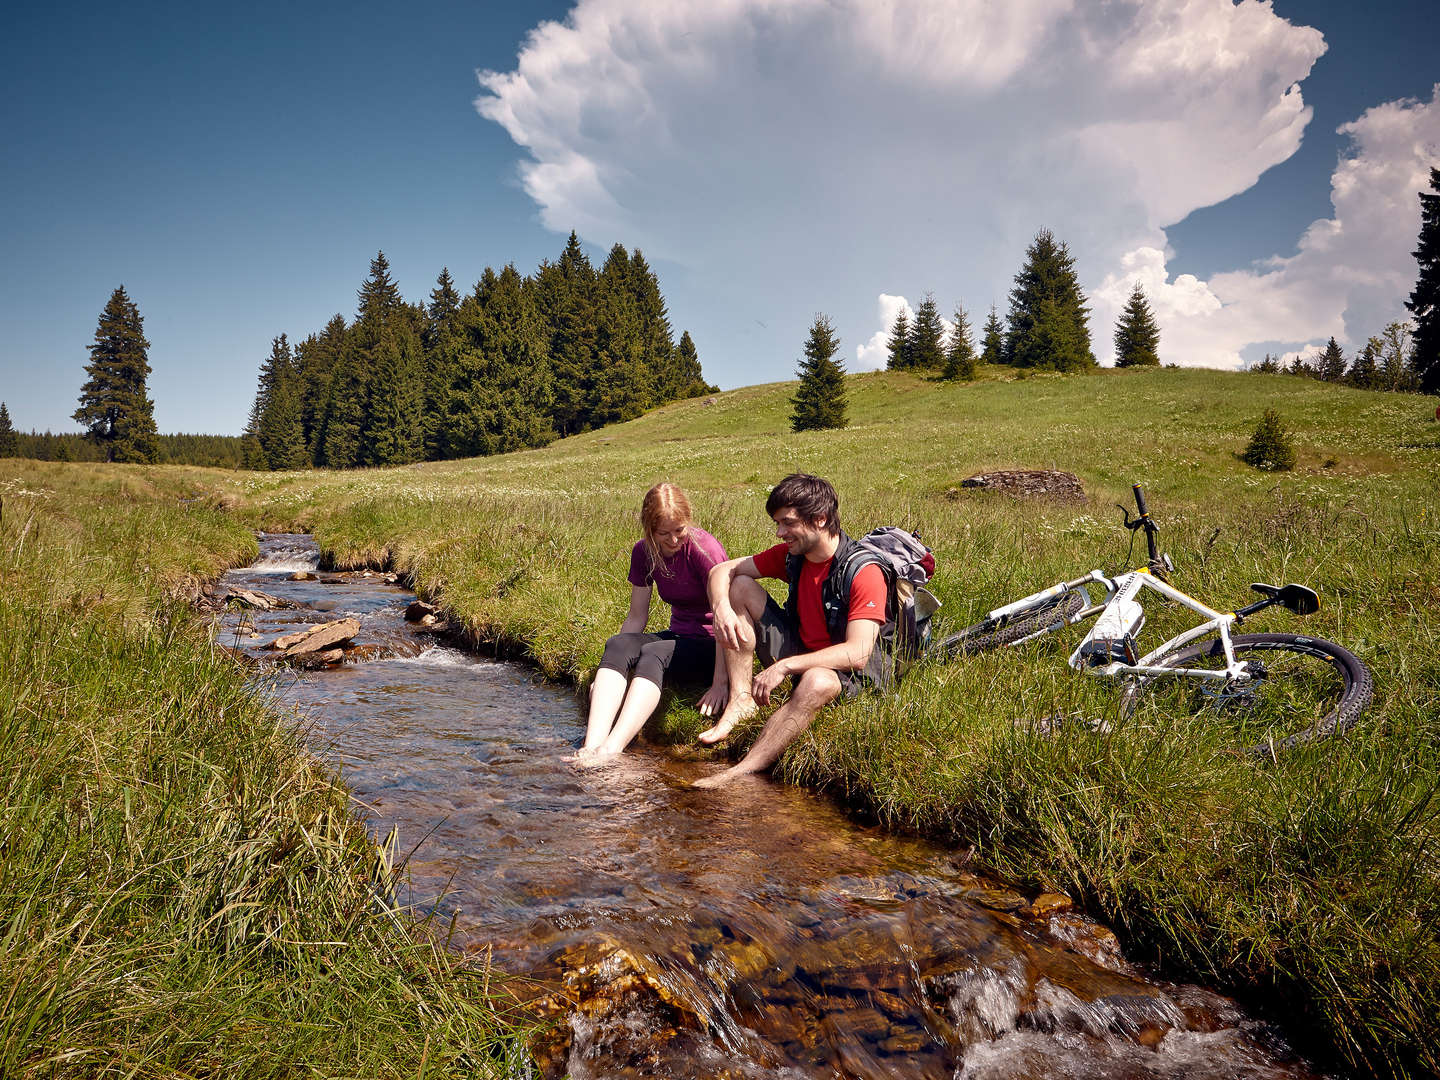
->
[218,533,1328,1080]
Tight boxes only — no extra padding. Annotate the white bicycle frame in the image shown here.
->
[988,567,1251,684]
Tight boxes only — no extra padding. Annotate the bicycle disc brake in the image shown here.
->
[1201,659,1267,709]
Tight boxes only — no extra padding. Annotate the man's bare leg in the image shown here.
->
[696,576,770,744]
[693,668,842,787]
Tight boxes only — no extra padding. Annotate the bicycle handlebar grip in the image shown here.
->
[1132,484,1149,518]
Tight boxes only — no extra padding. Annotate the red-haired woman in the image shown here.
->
[575,482,729,759]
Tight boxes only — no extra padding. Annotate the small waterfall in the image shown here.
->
[247,532,322,573]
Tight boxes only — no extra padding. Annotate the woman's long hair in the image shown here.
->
[641,482,693,578]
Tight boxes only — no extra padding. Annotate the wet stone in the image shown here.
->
[289,571,318,581]
[1023,892,1074,919]
[881,1030,933,1054]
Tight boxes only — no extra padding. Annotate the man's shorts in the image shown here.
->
[755,596,867,700]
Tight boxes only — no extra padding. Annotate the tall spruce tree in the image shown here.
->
[446,264,555,456]
[591,244,648,426]
[74,285,159,462]
[248,334,307,470]
[421,268,462,458]
[943,304,977,380]
[1317,337,1348,382]
[886,308,912,370]
[536,232,600,436]
[791,315,847,431]
[1406,166,1440,394]
[296,314,346,464]
[354,252,424,466]
[0,402,16,457]
[1005,230,1096,371]
[1113,283,1161,367]
[1348,338,1381,389]
[980,305,1005,366]
[671,331,711,398]
[908,293,947,371]
[628,249,684,401]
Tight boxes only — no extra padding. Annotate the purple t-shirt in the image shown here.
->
[627,526,727,639]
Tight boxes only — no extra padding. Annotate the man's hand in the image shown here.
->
[752,660,789,705]
[712,603,747,652]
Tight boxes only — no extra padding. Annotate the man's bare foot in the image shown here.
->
[692,763,764,788]
[697,694,757,745]
[692,767,736,788]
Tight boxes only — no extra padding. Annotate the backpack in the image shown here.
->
[835,526,940,660]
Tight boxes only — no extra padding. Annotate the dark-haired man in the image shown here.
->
[693,473,887,787]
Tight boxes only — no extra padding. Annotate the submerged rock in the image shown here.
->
[222,586,291,610]
[268,617,361,656]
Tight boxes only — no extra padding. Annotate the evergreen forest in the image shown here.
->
[242,236,715,471]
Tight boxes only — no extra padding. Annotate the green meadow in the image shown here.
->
[5,365,1438,1076]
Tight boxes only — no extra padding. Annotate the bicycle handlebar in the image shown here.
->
[1132,484,1149,519]
[1132,484,1159,564]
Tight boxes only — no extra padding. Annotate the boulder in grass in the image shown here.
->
[269,618,361,656]
[405,600,437,622]
[959,469,1085,501]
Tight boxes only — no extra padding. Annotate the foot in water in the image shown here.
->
[696,694,758,745]
[692,763,762,788]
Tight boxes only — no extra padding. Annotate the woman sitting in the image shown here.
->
[576,482,728,760]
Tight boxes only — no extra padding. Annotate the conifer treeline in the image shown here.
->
[244,235,715,470]
[0,423,248,467]
[886,229,1101,379]
[1249,324,1424,392]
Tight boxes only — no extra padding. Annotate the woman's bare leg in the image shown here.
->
[594,677,664,755]
[580,667,629,752]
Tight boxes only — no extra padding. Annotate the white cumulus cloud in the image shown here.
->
[1092,84,1440,368]
[476,0,1335,387]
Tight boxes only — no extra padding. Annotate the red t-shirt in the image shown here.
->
[752,543,886,652]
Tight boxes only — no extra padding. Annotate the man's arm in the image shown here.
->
[707,555,762,650]
[751,618,879,704]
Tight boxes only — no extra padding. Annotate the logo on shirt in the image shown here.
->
[865,600,876,608]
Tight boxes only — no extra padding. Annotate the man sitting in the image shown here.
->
[693,473,887,788]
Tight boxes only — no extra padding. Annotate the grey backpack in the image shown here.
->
[836,527,940,660]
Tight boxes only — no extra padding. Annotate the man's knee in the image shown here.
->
[729,575,770,617]
[792,667,842,708]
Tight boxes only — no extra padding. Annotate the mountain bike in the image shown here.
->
[936,485,1373,757]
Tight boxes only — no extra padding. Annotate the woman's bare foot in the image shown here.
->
[696,694,757,745]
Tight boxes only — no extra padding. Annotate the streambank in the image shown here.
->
[0,475,528,1078]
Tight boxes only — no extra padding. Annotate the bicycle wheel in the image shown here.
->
[936,590,1085,658]
[1119,632,1373,758]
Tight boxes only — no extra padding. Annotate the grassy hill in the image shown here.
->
[5,365,1438,1076]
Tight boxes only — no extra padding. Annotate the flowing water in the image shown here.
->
[219,534,1327,1080]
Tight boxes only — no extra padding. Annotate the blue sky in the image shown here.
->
[2,0,1436,435]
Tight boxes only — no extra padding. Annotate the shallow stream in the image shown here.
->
[218,533,1326,1079]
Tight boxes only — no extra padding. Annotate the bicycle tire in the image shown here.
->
[936,590,1086,658]
[1118,632,1373,758]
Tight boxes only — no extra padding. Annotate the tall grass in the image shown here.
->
[203,366,1440,1077]
[0,465,529,1076]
